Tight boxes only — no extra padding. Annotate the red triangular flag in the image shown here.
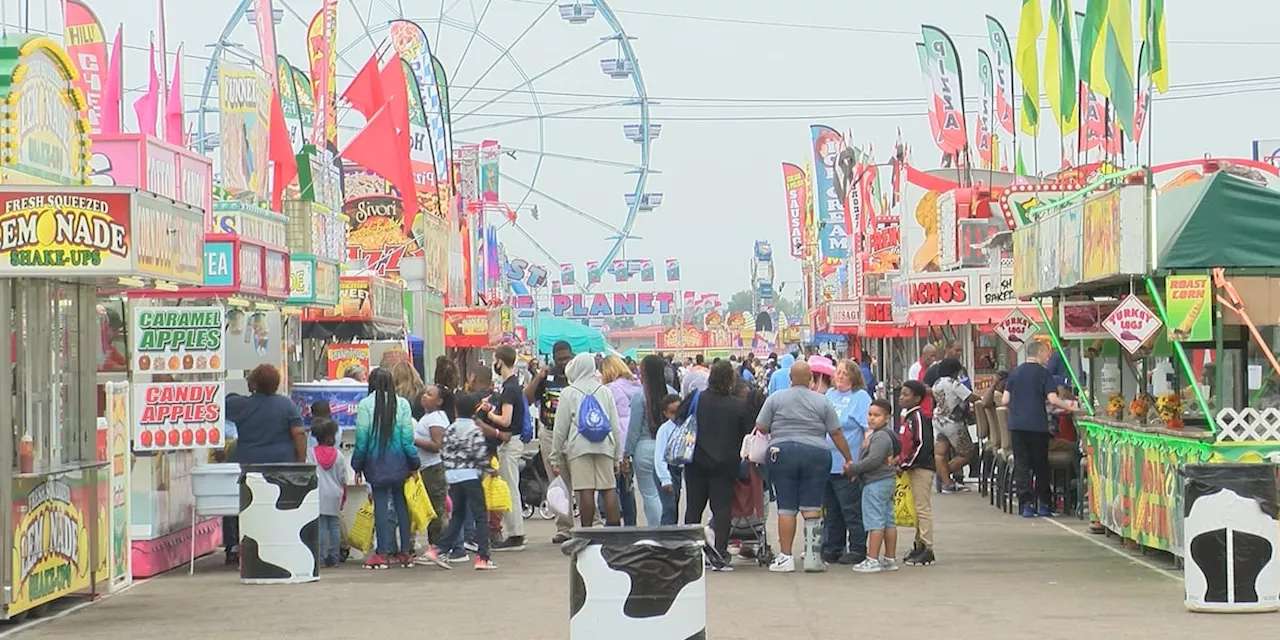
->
[269,89,298,211]
[341,106,417,221]
[378,59,420,231]
[101,25,124,135]
[163,44,184,145]
[342,52,384,122]
[132,38,160,136]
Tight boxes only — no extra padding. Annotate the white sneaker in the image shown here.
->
[768,553,796,573]
[879,556,900,572]
[852,557,883,573]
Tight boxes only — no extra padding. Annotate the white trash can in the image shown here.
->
[564,525,706,639]
[239,463,320,584]
[1182,463,1280,613]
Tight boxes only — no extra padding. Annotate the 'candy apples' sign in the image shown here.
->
[994,308,1036,351]
[1101,295,1161,354]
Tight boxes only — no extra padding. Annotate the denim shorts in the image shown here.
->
[767,441,831,515]
[861,476,896,531]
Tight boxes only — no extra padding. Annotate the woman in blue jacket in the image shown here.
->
[352,368,421,569]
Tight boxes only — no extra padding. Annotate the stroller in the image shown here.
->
[518,446,554,520]
[726,462,772,566]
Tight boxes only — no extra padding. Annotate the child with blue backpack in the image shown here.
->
[550,353,623,528]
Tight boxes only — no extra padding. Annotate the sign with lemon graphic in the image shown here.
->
[0,190,130,275]
[9,475,108,615]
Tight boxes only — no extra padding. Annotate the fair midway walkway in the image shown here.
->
[4,492,1276,640]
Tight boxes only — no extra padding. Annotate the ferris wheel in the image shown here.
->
[195,0,658,272]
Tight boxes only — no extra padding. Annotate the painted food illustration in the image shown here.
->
[912,190,940,272]
[1171,298,1205,340]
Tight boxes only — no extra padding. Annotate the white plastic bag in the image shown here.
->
[741,430,770,464]
[547,475,571,518]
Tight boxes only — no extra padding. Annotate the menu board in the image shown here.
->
[131,306,225,374]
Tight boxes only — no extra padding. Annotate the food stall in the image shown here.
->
[1010,159,1280,560]
[303,273,405,371]
[898,167,1050,393]
[0,34,211,617]
[283,144,346,382]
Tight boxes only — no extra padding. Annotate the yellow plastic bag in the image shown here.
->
[404,474,437,534]
[482,474,513,513]
[347,498,376,553]
[893,473,917,528]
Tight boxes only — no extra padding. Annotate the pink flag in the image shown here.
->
[101,25,123,134]
[132,38,159,136]
[164,44,183,144]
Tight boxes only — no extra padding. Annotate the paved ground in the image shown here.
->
[6,491,1278,639]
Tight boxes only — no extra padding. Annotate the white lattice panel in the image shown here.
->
[1216,408,1280,442]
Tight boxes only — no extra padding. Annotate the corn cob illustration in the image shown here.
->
[1171,297,1205,340]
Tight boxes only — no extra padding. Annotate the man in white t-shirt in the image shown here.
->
[907,344,937,383]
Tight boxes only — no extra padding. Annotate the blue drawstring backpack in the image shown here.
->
[576,386,612,443]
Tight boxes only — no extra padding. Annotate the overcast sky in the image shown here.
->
[15,0,1280,296]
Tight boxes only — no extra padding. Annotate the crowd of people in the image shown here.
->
[217,335,1080,575]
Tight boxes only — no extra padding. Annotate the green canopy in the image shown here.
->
[1157,172,1280,270]
[535,316,607,355]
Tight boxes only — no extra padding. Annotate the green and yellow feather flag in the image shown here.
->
[1141,0,1168,93]
[1045,0,1079,135]
[1015,0,1043,136]
[1101,0,1136,138]
[1078,0,1107,92]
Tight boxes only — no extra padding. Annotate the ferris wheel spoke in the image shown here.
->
[453,98,630,135]
[454,39,610,123]
[460,143,640,171]
[447,0,495,82]
[348,0,382,53]
[504,220,560,268]
[499,172,630,237]
[449,0,557,107]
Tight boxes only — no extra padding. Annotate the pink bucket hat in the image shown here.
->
[807,355,836,378]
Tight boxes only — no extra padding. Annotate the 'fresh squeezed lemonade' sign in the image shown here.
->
[0,191,130,272]
[131,306,225,374]
[9,476,106,614]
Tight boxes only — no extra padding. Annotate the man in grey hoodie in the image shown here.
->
[550,353,623,528]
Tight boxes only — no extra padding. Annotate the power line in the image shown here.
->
[496,0,1280,47]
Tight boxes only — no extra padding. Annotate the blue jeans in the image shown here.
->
[660,466,683,525]
[371,483,412,555]
[319,514,341,565]
[600,469,637,526]
[633,438,664,526]
[438,479,490,560]
[861,476,896,531]
[821,475,866,558]
[767,441,831,515]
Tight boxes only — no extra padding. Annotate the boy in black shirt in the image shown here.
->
[898,380,937,566]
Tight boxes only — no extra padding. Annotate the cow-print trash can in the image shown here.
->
[1182,463,1280,613]
[239,463,321,585]
[561,525,706,640]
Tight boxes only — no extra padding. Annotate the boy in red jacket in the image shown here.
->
[897,380,936,566]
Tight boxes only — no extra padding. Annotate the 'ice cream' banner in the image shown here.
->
[810,126,848,261]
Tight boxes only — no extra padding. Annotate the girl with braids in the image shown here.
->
[352,368,421,570]
[625,354,677,525]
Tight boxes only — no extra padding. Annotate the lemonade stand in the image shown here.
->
[0,35,207,618]
[1011,162,1280,561]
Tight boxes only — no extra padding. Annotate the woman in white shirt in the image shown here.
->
[414,384,454,566]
